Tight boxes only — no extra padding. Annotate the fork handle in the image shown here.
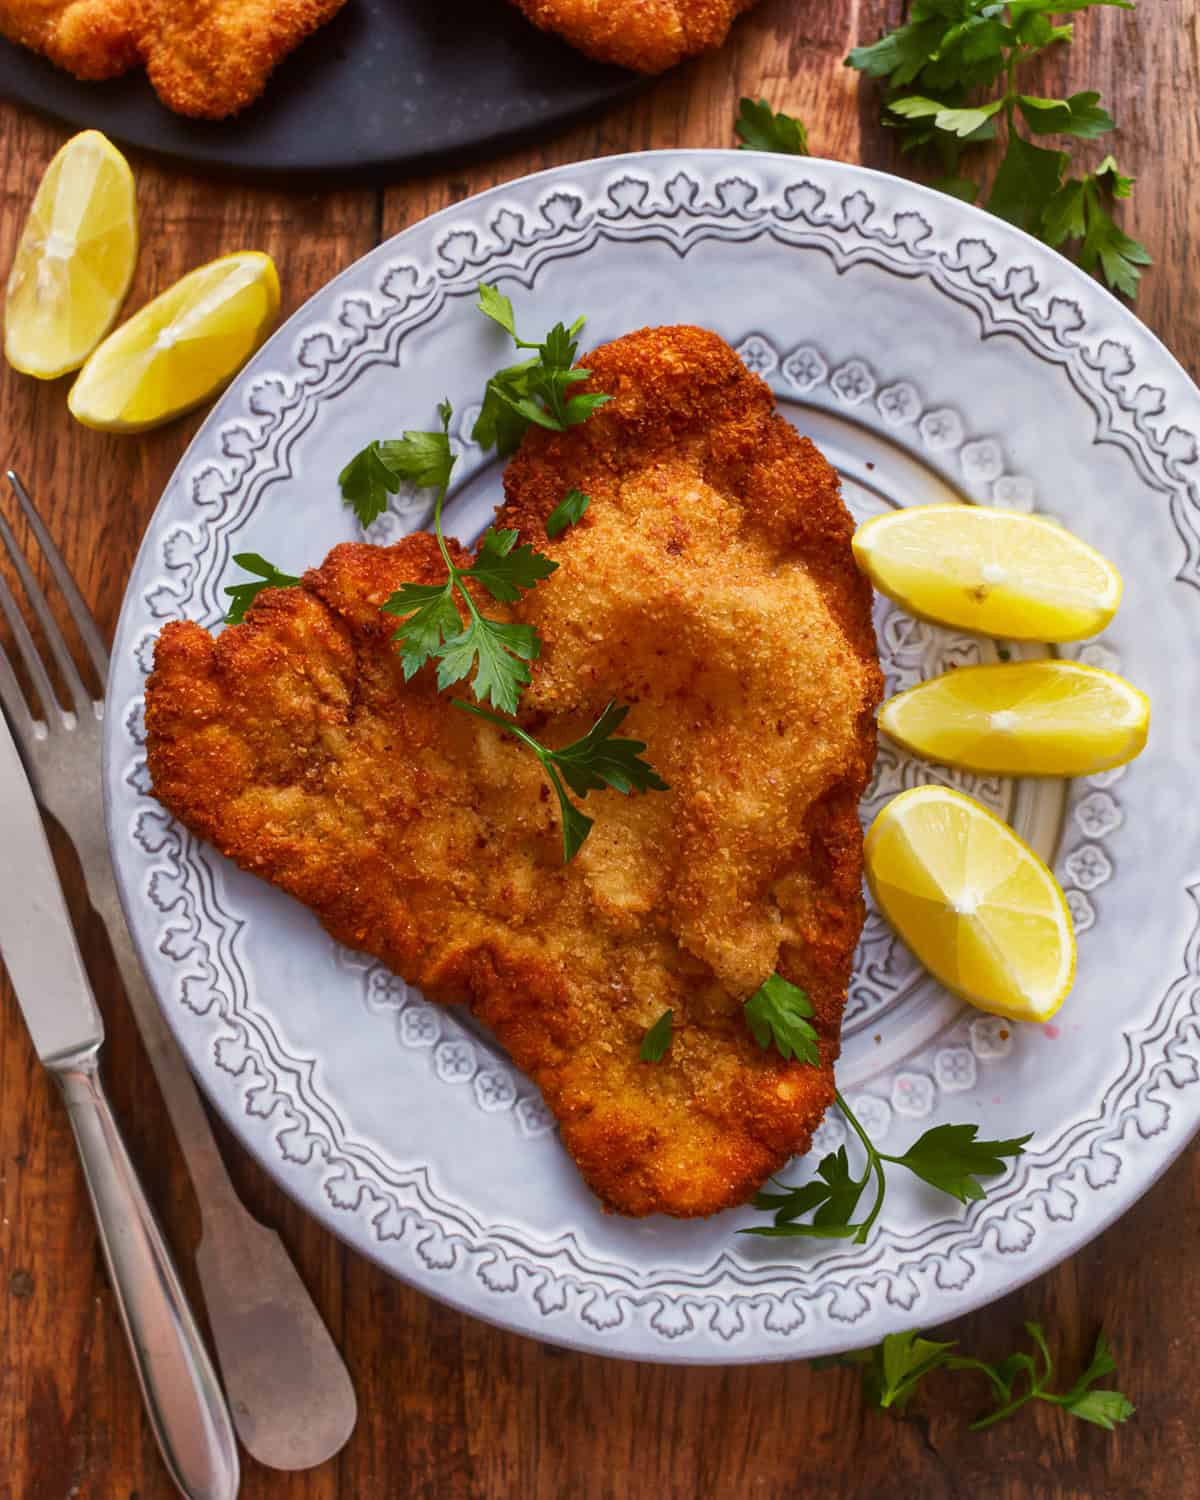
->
[88,878,357,1471]
[54,1050,240,1500]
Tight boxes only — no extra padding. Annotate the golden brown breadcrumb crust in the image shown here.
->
[0,0,347,117]
[509,0,759,72]
[146,325,882,1218]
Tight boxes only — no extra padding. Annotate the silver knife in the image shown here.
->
[0,711,240,1500]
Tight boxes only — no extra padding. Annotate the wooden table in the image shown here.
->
[0,4,1195,1496]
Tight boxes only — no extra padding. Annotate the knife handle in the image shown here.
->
[55,1050,240,1500]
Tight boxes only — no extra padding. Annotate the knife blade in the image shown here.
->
[0,710,102,1065]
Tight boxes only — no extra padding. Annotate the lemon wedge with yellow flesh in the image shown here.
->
[853,504,1122,642]
[4,130,138,379]
[865,786,1075,1024]
[879,660,1150,777]
[68,251,279,432]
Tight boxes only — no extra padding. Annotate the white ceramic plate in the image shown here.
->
[105,150,1200,1363]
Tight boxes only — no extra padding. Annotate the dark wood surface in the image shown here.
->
[0,4,1196,1496]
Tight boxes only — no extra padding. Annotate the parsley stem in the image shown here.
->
[833,1087,872,1155]
[947,1356,1013,1407]
[450,697,575,805]
[965,1333,1047,1429]
[1002,49,1021,144]
[452,697,546,758]
[451,698,589,862]
[428,479,493,642]
[833,1088,889,1245]
[539,759,576,824]
[429,481,473,617]
[969,1391,1037,1431]
[431,482,453,572]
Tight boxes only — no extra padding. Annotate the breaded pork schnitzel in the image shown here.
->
[146,325,882,1218]
[509,0,759,72]
[0,0,346,117]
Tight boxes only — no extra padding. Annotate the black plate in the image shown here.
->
[0,0,643,181]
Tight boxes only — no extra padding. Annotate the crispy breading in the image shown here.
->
[0,0,346,117]
[509,0,759,72]
[0,0,137,79]
[146,326,882,1218]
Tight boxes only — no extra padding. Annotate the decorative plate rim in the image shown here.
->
[103,149,1200,1363]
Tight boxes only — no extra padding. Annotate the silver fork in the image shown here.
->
[0,472,357,1473]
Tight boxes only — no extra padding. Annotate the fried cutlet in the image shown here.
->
[0,0,346,117]
[508,0,759,72]
[146,325,882,1218]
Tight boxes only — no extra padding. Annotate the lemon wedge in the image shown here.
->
[879,660,1150,777]
[865,786,1075,1024]
[853,504,1122,642]
[68,251,280,432]
[4,130,138,380]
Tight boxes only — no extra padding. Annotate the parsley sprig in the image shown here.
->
[335,289,665,858]
[456,699,668,861]
[846,1,1150,295]
[223,553,301,624]
[641,969,1026,1239]
[362,402,554,714]
[741,974,1028,1237]
[473,285,612,456]
[635,967,1030,1242]
[747,1090,1030,1244]
[829,1324,1134,1431]
[338,307,664,858]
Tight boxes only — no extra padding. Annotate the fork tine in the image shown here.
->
[0,564,65,724]
[0,504,92,717]
[7,471,109,682]
[0,642,39,748]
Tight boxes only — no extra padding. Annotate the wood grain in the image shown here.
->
[0,2,1196,1496]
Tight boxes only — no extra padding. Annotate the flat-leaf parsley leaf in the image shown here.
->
[890,1122,1032,1203]
[338,443,403,528]
[821,1329,959,1412]
[223,553,302,624]
[735,97,810,154]
[465,527,559,602]
[743,973,820,1065]
[381,580,463,683]
[338,417,459,530]
[546,487,591,539]
[548,701,669,799]
[640,1009,674,1062]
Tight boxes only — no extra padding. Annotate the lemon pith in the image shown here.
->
[879,660,1150,777]
[853,504,1122,643]
[865,786,1076,1024]
[67,250,280,432]
[4,130,138,380]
